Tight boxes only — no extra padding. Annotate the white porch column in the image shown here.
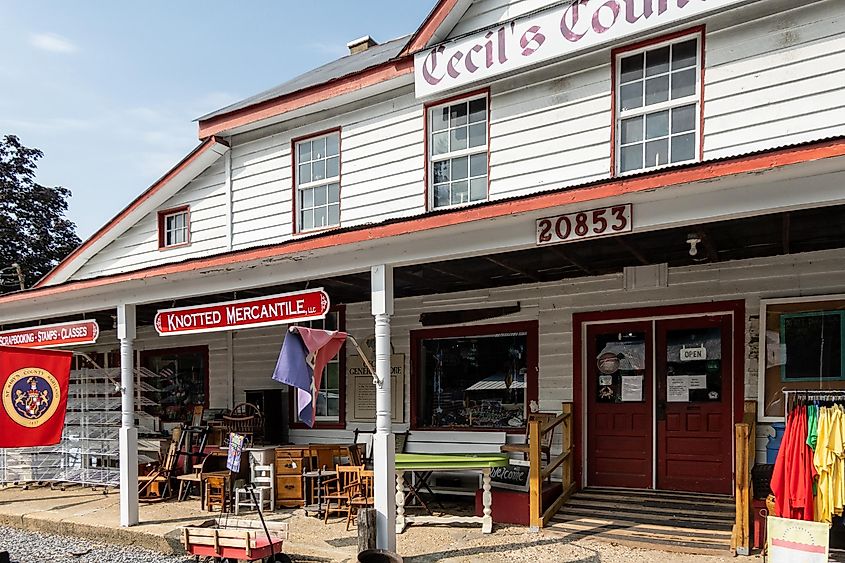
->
[117,303,139,527]
[371,264,396,551]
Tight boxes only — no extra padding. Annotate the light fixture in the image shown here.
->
[686,233,702,257]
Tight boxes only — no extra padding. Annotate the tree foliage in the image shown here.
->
[0,135,81,291]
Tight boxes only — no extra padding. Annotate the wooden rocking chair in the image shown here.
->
[139,440,178,501]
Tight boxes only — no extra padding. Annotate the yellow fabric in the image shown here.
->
[813,406,845,524]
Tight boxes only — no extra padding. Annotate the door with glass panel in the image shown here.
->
[655,315,732,494]
[586,322,653,489]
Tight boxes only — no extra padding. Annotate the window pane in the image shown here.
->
[646,110,669,140]
[312,137,326,160]
[470,177,486,201]
[450,127,468,151]
[328,183,340,204]
[671,132,696,163]
[620,53,644,83]
[166,215,176,231]
[312,159,326,181]
[620,82,643,111]
[452,156,468,180]
[672,104,696,133]
[451,180,468,205]
[314,206,327,228]
[298,141,311,162]
[469,98,486,123]
[314,185,327,206]
[432,132,449,155]
[470,153,486,177]
[326,363,339,389]
[326,156,339,178]
[621,116,644,145]
[645,75,669,106]
[645,138,669,167]
[468,122,486,148]
[671,68,696,99]
[433,160,450,184]
[432,107,449,132]
[327,398,340,417]
[672,39,698,70]
[434,184,450,208]
[328,203,340,226]
[450,102,468,127]
[326,134,339,156]
[299,163,311,184]
[301,208,314,230]
[302,187,314,209]
[620,144,643,173]
[646,46,670,76]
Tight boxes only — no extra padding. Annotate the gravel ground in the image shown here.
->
[0,526,193,563]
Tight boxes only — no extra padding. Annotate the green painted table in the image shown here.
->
[394,453,509,534]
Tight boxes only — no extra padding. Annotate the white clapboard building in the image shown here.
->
[2,0,845,548]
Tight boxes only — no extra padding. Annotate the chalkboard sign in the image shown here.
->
[490,459,530,491]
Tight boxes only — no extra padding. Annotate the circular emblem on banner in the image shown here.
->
[597,352,621,375]
[2,368,62,428]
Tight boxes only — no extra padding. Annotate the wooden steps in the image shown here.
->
[547,487,734,555]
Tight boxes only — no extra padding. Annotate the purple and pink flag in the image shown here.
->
[271,326,347,427]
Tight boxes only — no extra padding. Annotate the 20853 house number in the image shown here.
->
[536,204,632,246]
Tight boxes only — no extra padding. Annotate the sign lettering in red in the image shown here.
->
[536,203,633,246]
[0,320,100,349]
[154,289,330,336]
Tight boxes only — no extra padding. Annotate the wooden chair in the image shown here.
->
[500,412,557,464]
[321,465,362,524]
[205,474,229,512]
[139,440,178,501]
[311,445,342,471]
[223,403,263,445]
[347,443,366,466]
[346,469,374,531]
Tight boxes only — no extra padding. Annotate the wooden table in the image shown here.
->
[394,453,509,534]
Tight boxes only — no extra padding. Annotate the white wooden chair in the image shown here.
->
[234,464,274,514]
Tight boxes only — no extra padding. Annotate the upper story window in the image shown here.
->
[428,93,488,209]
[158,205,190,249]
[295,131,340,232]
[615,32,702,175]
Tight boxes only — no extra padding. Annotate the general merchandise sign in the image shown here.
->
[0,320,100,349]
[154,289,330,336]
[414,0,744,98]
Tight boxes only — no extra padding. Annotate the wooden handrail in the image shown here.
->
[529,402,575,530]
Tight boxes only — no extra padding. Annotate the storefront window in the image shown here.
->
[416,331,528,429]
[140,346,208,423]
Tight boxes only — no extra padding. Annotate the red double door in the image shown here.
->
[586,315,733,494]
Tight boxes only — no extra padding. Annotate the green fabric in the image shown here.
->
[395,453,509,470]
[807,404,819,450]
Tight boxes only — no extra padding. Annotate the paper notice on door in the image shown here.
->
[621,376,643,402]
[667,375,690,402]
[687,375,707,390]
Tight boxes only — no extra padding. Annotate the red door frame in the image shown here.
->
[572,299,745,492]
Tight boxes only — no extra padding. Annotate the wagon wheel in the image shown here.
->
[269,554,293,563]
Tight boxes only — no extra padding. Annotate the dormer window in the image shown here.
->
[158,205,190,249]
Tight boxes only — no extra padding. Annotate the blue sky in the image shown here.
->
[0,1,436,239]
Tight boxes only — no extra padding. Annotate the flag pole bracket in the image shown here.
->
[346,335,382,387]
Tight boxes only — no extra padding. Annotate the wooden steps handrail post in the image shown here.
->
[530,402,575,530]
[529,416,542,530]
[731,403,755,557]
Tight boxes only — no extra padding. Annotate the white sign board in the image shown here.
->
[414,0,745,98]
[680,345,707,362]
[349,354,404,423]
[667,375,689,402]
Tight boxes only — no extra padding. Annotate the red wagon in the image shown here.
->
[182,518,292,563]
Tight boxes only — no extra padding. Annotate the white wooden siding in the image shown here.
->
[447,0,555,38]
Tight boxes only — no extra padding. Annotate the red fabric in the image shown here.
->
[0,345,72,447]
[291,326,347,425]
[771,406,816,521]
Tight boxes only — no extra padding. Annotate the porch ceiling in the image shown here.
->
[11,203,840,331]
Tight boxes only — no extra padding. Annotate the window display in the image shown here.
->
[416,331,528,429]
[140,346,208,423]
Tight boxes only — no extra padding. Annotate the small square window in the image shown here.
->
[158,207,189,249]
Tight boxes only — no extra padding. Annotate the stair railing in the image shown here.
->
[529,401,575,530]
[731,400,757,556]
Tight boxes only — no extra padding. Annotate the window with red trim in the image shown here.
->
[157,205,190,249]
[614,31,703,174]
[295,132,340,232]
[427,92,489,209]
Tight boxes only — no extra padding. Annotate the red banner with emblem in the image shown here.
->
[0,346,72,447]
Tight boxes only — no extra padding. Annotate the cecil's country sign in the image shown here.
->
[154,289,330,336]
[414,0,745,98]
[0,320,100,349]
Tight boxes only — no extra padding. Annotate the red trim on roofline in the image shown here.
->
[35,137,229,289]
[11,137,845,306]
[402,0,460,56]
[197,59,414,139]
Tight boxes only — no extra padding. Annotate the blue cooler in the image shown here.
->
[767,422,786,463]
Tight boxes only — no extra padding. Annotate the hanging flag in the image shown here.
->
[271,326,347,427]
[0,345,72,447]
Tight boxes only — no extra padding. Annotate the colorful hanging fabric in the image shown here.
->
[772,405,816,521]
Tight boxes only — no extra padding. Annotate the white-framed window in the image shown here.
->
[305,311,342,423]
[428,93,488,209]
[615,33,701,175]
[158,206,189,248]
[296,132,340,232]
